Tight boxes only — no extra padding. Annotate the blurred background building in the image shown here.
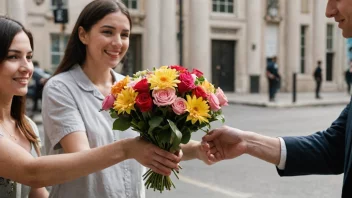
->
[0,0,348,93]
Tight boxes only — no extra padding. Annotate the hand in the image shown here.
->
[197,142,216,165]
[202,126,247,162]
[126,137,181,176]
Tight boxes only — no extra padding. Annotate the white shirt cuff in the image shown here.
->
[277,137,287,170]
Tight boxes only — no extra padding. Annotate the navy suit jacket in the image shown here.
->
[277,102,352,197]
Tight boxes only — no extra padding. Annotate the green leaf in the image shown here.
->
[167,119,182,152]
[216,114,226,123]
[109,110,118,118]
[157,130,172,144]
[113,117,131,131]
[181,131,191,144]
[148,116,164,135]
[149,116,163,129]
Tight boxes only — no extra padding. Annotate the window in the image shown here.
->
[326,24,334,81]
[51,34,70,70]
[326,24,334,51]
[300,25,307,74]
[51,0,68,9]
[212,0,234,14]
[267,0,279,17]
[301,0,309,13]
[122,0,138,9]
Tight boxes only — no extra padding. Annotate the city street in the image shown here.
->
[36,104,346,198]
[146,104,345,198]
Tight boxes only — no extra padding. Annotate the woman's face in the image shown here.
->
[0,31,33,97]
[80,11,130,68]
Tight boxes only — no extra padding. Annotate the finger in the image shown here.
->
[202,129,222,142]
[200,142,210,151]
[207,142,215,148]
[209,146,218,154]
[152,153,179,170]
[154,147,178,162]
[173,150,183,163]
[207,153,218,163]
[215,152,223,160]
[148,164,171,176]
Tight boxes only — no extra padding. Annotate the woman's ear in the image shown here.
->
[78,26,88,45]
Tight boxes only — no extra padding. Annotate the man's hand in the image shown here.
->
[202,126,247,162]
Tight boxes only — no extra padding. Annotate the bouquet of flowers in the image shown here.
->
[101,65,228,192]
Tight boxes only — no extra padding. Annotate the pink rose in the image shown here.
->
[191,74,197,82]
[178,72,196,93]
[102,94,115,110]
[216,87,228,106]
[152,88,177,106]
[172,97,187,115]
[207,93,221,111]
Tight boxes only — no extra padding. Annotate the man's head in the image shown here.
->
[272,56,277,63]
[326,0,352,38]
[318,60,322,66]
[32,60,39,67]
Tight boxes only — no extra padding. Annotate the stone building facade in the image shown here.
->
[0,0,347,93]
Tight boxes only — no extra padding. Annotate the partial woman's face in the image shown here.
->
[326,0,352,38]
[0,31,33,97]
[79,11,130,69]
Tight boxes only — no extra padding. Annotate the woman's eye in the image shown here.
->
[102,30,113,35]
[7,55,17,59]
[122,33,130,38]
[26,55,33,60]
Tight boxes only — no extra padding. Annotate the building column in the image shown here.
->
[284,0,300,91]
[188,0,210,80]
[160,0,177,65]
[313,0,326,74]
[144,0,161,70]
[7,0,27,25]
[247,0,263,93]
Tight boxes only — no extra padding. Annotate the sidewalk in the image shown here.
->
[226,91,351,108]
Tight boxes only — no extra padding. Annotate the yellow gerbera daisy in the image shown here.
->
[113,87,138,114]
[148,66,180,90]
[201,80,215,94]
[111,76,130,97]
[185,95,210,124]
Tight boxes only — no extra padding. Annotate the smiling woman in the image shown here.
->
[41,0,211,197]
[0,14,181,198]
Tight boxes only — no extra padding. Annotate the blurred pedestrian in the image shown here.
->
[345,60,352,94]
[31,61,50,115]
[313,60,322,99]
[266,56,280,102]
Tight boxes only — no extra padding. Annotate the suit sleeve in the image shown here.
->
[277,103,349,176]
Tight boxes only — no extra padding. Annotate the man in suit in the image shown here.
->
[202,1,352,197]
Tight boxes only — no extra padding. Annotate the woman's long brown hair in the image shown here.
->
[0,16,40,155]
[53,0,132,77]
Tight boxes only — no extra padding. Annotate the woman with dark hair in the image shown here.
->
[0,15,180,198]
[42,0,212,197]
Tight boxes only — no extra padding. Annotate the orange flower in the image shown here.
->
[111,76,130,97]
